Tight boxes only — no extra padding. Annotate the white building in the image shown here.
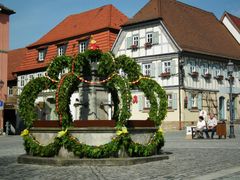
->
[112,0,240,130]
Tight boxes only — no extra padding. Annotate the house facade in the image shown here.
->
[15,5,128,122]
[0,4,15,134]
[112,0,240,130]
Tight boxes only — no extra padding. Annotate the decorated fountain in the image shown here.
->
[18,38,168,165]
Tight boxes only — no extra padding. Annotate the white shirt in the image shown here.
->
[207,117,218,127]
[197,120,206,129]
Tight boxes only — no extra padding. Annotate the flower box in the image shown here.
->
[189,71,199,78]
[144,42,152,49]
[215,75,224,81]
[202,73,212,79]
[160,72,171,78]
[130,44,138,50]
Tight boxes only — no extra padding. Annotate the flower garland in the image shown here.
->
[21,128,164,158]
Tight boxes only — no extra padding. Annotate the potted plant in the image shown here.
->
[215,75,224,81]
[202,73,212,79]
[189,71,199,78]
[160,71,171,78]
[130,44,138,50]
[144,42,152,49]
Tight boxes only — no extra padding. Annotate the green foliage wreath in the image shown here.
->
[19,49,167,158]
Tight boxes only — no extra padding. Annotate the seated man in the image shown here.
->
[204,113,218,139]
[195,116,206,138]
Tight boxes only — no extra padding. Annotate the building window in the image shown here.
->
[37,73,43,78]
[146,33,153,44]
[142,64,151,76]
[79,41,87,53]
[58,45,67,56]
[133,35,139,46]
[190,61,196,73]
[8,87,13,96]
[191,94,197,108]
[203,64,209,75]
[38,49,46,61]
[163,61,171,73]
[20,76,25,87]
[29,74,34,81]
[144,97,150,109]
[215,69,221,76]
[167,94,172,108]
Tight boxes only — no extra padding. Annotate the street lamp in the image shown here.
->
[227,60,235,138]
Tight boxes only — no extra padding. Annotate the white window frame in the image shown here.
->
[133,35,139,46]
[190,62,196,73]
[203,64,209,75]
[216,69,221,76]
[142,63,151,76]
[146,33,153,44]
[167,94,173,108]
[58,45,66,56]
[144,97,150,109]
[163,61,171,73]
[8,87,13,96]
[20,76,25,87]
[191,94,197,108]
[38,49,46,61]
[79,41,87,53]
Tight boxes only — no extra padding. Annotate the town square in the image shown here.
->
[0,0,240,179]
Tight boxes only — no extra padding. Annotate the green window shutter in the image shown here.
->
[126,37,132,49]
[151,63,155,77]
[187,93,192,110]
[138,95,143,111]
[170,59,176,74]
[198,93,202,110]
[152,32,159,44]
[172,93,178,110]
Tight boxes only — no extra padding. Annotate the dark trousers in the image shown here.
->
[203,127,216,138]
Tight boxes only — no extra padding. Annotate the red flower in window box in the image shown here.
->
[130,44,138,50]
[160,72,171,78]
[144,42,152,49]
[189,71,199,78]
[202,73,211,79]
[215,75,224,81]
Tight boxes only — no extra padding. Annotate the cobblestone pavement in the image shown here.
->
[1,126,240,180]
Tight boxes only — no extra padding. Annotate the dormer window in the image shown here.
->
[146,33,153,44]
[57,44,67,56]
[79,40,88,53]
[133,35,139,47]
[38,49,47,61]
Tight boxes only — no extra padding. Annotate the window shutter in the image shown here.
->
[213,65,217,76]
[172,93,178,110]
[152,32,159,44]
[126,37,132,49]
[170,59,176,74]
[187,93,192,110]
[198,93,202,110]
[186,61,191,74]
[158,61,162,76]
[151,63,155,77]
[63,45,67,54]
[195,62,199,73]
[138,95,143,111]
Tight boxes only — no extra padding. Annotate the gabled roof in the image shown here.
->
[0,3,15,15]
[8,48,26,80]
[124,0,240,60]
[222,12,240,33]
[29,4,128,47]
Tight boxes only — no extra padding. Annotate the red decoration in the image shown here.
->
[89,36,99,50]
[132,95,138,104]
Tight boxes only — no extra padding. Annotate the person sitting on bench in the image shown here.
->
[204,113,218,139]
[196,116,206,138]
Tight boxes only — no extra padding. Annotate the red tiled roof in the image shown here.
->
[29,4,128,47]
[225,12,240,32]
[124,0,240,60]
[8,48,26,80]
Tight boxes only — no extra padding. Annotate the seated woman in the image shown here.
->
[196,116,206,138]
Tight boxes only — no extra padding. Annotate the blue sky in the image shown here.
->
[1,0,239,50]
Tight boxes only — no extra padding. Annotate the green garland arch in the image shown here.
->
[19,49,168,158]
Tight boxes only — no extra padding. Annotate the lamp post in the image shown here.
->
[227,60,235,138]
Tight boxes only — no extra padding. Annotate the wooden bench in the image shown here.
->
[191,122,226,139]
